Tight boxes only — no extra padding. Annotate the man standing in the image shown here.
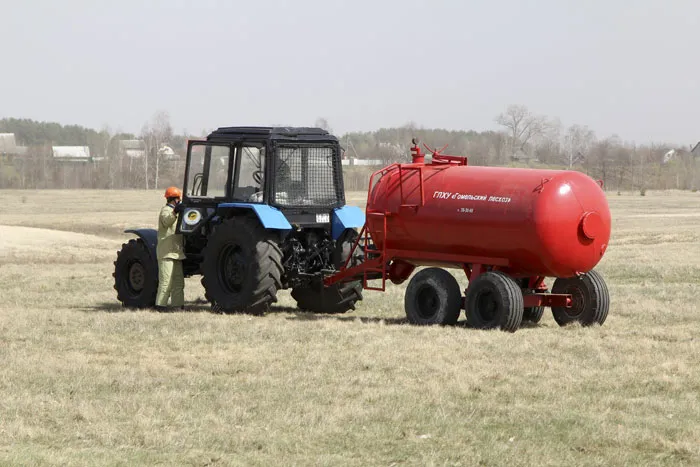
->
[155,186,185,311]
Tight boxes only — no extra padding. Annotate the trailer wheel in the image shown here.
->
[551,270,609,326]
[113,238,158,308]
[465,271,523,332]
[523,306,545,324]
[404,268,462,325]
[201,217,283,315]
[291,229,364,314]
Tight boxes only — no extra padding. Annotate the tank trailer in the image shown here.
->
[324,139,611,331]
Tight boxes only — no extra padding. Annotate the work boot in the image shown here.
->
[154,305,168,313]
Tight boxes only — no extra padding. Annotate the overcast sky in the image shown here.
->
[1,0,698,145]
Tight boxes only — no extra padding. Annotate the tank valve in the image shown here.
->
[410,138,425,164]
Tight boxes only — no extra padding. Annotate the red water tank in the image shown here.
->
[366,163,611,279]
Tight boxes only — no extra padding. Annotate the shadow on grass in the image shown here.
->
[82,302,545,331]
[81,300,212,314]
[278,305,545,330]
[284,312,545,331]
[283,311,409,326]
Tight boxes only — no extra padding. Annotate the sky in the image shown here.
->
[1,0,698,145]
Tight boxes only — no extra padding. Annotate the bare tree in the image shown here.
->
[564,124,596,168]
[534,118,562,164]
[589,136,620,189]
[495,105,548,157]
[141,111,173,190]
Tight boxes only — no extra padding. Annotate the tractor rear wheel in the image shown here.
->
[291,229,363,314]
[465,271,523,332]
[404,268,462,325]
[201,217,283,315]
[551,270,609,326]
[113,238,158,308]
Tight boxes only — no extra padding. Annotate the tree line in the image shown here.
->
[340,106,699,193]
[1,107,698,193]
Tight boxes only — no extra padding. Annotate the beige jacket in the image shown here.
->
[156,204,185,260]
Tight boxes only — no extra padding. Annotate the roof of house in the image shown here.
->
[52,146,91,161]
[119,139,146,150]
[124,149,146,158]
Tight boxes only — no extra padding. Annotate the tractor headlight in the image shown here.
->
[181,208,203,232]
[316,213,330,223]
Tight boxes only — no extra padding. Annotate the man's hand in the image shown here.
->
[173,202,185,214]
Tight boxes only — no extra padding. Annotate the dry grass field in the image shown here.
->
[0,189,699,466]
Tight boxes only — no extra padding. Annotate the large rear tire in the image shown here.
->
[113,238,158,308]
[465,271,523,332]
[201,217,283,315]
[551,270,609,327]
[404,268,462,325]
[291,229,364,314]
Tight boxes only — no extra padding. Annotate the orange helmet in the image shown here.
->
[164,186,182,199]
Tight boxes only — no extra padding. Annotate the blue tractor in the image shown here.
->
[113,127,365,314]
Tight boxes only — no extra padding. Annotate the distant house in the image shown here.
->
[662,145,698,164]
[119,139,146,159]
[341,158,384,166]
[52,146,91,163]
[158,144,180,161]
[0,133,27,160]
[663,149,678,164]
[0,133,17,154]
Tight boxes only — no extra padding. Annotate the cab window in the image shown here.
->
[233,144,265,202]
[186,144,231,198]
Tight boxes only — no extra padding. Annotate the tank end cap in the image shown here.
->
[581,211,603,240]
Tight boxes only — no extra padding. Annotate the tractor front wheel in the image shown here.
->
[113,238,158,308]
[201,217,283,314]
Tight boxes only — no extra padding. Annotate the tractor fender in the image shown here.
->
[124,228,158,260]
[331,206,365,240]
[217,203,292,230]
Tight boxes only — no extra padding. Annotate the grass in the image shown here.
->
[1,189,699,466]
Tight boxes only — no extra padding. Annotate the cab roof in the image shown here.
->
[206,126,338,143]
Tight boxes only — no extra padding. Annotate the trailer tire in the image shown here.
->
[404,268,462,325]
[201,217,283,315]
[465,271,523,332]
[523,306,545,324]
[291,229,363,314]
[517,278,545,324]
[113,238,158,308]
[551,270,609,327]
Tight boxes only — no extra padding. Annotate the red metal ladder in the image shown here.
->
[362,211,388,291]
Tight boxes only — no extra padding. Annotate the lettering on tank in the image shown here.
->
[431,190,512,214]
[431,191,512,203]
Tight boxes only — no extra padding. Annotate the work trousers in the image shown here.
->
[156,258,185,307]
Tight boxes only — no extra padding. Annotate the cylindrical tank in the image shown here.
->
[366,163,611,278]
